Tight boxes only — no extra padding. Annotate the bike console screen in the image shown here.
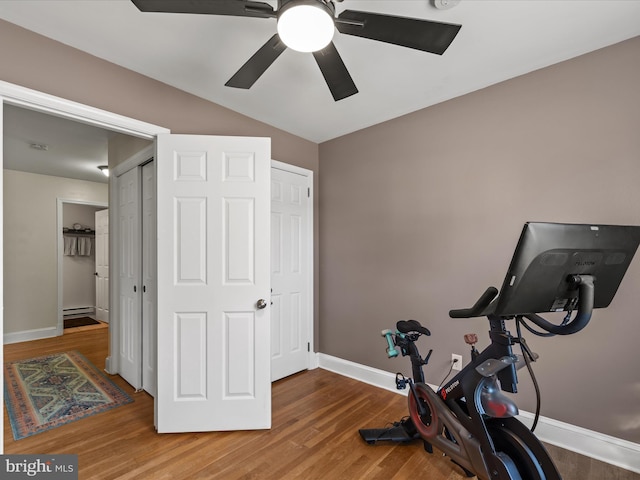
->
[494,222,640,317]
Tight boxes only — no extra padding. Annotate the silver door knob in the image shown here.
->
[256,299,268,310]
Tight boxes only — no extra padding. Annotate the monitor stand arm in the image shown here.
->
[524,274,595,335]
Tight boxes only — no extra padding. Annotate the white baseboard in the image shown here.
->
[4,326,58,345]
[104,356,114,375]
[317,353,640,474]
[515,411,640,474]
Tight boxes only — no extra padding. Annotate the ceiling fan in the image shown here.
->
[131,0,461,101]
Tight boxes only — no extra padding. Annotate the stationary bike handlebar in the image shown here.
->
[449,275,595,335]
[449,287,498,319]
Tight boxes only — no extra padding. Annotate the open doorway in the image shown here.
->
[57,199,108,335]
[3,102,157,346]
[2,103,155,352]
[3,104,110,344]
[0,81,168,451]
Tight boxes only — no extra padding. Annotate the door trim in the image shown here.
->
[0,80,169,451]
[271,160,315,367]
[0,80,167,137]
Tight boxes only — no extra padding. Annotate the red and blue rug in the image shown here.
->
[3,351,133,440]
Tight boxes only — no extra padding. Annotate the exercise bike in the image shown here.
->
[359,222,640,480]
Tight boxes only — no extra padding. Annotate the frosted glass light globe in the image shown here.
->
[277,4,334,53]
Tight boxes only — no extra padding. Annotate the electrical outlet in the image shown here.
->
[452,354,463,371]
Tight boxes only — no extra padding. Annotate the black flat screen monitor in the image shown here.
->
[493,222,640,316]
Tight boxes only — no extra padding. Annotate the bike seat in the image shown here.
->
[396,320,431,336]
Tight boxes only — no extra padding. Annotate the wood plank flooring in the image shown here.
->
[4,328,639,479]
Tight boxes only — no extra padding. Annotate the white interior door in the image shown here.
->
[270,166,312,381]
[156,134,271,433]
[118,167,142,390]
[95,209,109,324]
[142,161,157,397]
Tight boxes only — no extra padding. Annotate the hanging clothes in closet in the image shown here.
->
[63,229,94,256]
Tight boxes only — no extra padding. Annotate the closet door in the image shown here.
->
[118,167,142,390]
[270,166,312,381]
[142,161,157,396]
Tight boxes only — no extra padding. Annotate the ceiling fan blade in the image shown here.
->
[225,34,287,89]
[336,10,461,55]
[131,0,275,18]
[312,42,358,102]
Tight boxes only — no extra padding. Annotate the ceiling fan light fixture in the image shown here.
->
[277,1,334,53]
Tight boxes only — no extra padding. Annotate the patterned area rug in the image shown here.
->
[3,351,133,440]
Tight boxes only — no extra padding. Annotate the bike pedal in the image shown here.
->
[395,373,408,390]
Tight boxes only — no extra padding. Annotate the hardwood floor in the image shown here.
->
[4,329,639,479]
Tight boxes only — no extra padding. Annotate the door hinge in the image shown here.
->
[307,342,310,352]
[307,187,310,198]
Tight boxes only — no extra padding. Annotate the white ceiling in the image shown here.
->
[1,0,639,145]
[5,1,638,186]
[3,104,110,184]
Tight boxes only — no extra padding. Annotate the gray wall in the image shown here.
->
[319,36,640,443]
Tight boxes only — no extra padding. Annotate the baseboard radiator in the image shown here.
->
[63,306,95,318]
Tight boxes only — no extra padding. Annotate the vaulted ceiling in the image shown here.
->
[2,0,640,183]
[2,0,639,144]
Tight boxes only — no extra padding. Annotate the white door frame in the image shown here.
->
[56,198,108,336]
[0,80,169,452]
[271,160,315,367]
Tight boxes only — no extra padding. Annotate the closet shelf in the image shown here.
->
[63,229,95,236]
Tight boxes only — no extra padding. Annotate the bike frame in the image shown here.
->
[362,222,640,478]
[403,315,561,479]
